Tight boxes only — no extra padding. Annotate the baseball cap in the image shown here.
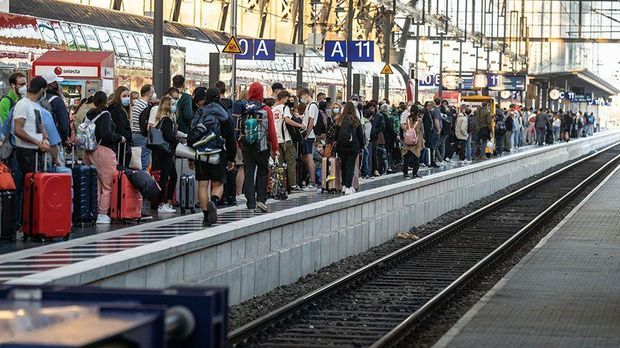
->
[350,93,360,101]
[41,71,64,84]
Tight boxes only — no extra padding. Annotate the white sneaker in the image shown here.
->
[236,195,247,202]
[304,184,316,191]
[96,214,111,224]
[341,186,347,193]
[158,204,176,213]
[349,187,356,194]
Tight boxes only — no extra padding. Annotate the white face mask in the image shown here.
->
[333,108,341,114]
[121,96,131,107]
[18,85,27,98]
[152,92,157,100]
[351,100,359,107]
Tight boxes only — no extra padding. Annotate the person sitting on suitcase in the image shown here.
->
[82,91,127,224]
[333,102,365,195]
[190,87,236,226]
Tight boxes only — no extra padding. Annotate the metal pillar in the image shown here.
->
[414,23,420,102]
[372,76,380,101]
[231,0,238,100]
[352,74,361,96]
[153,0,164,95]
[346,0,353,98]
[438,35,443,97]
[209,52,220,87]
[296,0,304,89]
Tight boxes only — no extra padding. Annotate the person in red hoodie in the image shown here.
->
[242,82,279,213]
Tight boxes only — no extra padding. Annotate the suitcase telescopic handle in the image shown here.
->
[117,142,127,166]
[34,151,47,173]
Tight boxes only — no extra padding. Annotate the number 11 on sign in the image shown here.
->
[347,40,374,62]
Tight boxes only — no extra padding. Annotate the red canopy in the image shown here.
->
[33,50,115,79]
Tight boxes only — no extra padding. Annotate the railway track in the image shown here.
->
[229,143,620,348]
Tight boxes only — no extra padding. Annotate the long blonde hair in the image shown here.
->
[155,96,174,124]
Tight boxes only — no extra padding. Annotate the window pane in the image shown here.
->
[109,30,128,56]
[135,34,152,59]
[95,29,114,52]
[37,19,58,44]
[51,22,66,44]
[60,23,77,50]
[122,32,141,58]
[81,26,101,51]
[70,24,87,51]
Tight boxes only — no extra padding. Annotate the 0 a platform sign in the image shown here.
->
[324,40,374,62]
[232,38,276,61]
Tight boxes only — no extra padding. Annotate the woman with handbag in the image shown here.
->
[150,96,179,213]
[401,105,424,179]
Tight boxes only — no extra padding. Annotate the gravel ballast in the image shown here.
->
[228,152,599,331]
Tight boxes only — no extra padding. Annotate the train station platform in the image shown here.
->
[3,131,620,305]
[434,164,620,348]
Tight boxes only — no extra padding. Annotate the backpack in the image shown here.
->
[337,118,356,149]
[237,100,269,151]
[313,109,328,136]
[403,119,418,146]
[440,114,451,136]
[282,106,304,143]
[75,111,106,152]
[495,116,507,134]
[138,104,154,136]
[588,115,595,125]
[467,114,476,133]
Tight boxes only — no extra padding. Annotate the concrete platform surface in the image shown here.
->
[434,164,620,348]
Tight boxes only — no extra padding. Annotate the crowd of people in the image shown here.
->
[0,71,603,233]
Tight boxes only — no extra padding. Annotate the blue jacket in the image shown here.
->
[46,91,70,143]
[192,102,236,163]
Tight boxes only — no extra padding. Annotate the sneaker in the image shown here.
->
[373,170,380,177]
[158,204,176,213]
[341,186,347,194]
[403,174,410,179]
[344,187,352,195]
[256,202,271,213]
[316,187,323,193]
[96,214,111,224]
[236,194,247,202]
[206,201,218,225]
[303,184,316,192]
[290,185,303,192]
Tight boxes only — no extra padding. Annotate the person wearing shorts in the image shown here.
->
[298,88,317,190]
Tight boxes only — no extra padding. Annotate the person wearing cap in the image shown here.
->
[191,87,236,226]
[41,72,70,148]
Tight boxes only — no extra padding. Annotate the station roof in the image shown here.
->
[530,69,620,96]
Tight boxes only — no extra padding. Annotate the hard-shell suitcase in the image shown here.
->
[69,152,98,225]
[0,191,16,242]
[268,159,288,200]
[179,173,196,214]
[110,144,142,223]
[23,153,72,241]
[321,156,342,193]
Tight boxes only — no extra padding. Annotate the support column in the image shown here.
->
[153,0,164,95]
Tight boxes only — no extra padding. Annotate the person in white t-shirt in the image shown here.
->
[273,90,305,191]
[298,88,318,190]
[13,76,50,177]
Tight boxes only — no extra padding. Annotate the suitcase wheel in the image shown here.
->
[63,234,70,241]
[22,234,29,242]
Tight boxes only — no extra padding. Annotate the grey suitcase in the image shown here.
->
[179,159,196,214]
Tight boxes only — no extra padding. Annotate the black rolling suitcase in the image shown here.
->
[0,191,16,242]
[69,152,98,225]
[178,158,196,214]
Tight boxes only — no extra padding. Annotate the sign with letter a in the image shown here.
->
[324,41,347,62]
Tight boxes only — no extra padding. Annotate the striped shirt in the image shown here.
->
[131,98,148,133]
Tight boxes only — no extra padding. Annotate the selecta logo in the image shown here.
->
[54,66,62,75]
[53,67,82,75]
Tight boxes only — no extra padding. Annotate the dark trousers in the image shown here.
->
[371,140,379,173]
[495,134,505,156]
[154,153,177,204]
[243,146,269,208]
[429,133,440,165]
[7,151,23,228]
[457,139,467,160]
[536,127,545,145]
[340,152,357,188]
[16,148,44,227]
[403,151,419,177]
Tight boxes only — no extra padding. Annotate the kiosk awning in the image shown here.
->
[32,51,115,79]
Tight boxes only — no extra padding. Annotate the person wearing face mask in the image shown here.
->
[41,72,71,148]
[130,84,156,170]
[297,88,317,190]
[107,86,133,167]
[0,72,27,123]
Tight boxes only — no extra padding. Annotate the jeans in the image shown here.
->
[131,133,151,171]
[552,126,560,141]
[7,152,22,228]
[511,129,521,150]
[464,133,472,161]
[340,152,357,188]
[403,151,419,176]
[536,127,545,145]
[437,134,448,162]
[361,145,371,177]
[279,141,297,187]
[473,128,489,159]
[242,147,269,208]
[495,134,505,156]
[429,133,440,165]
[377,145,388,174]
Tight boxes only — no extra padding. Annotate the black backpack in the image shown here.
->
[282,106,304,143]
[338,118,356,148]
[139,104,154,136]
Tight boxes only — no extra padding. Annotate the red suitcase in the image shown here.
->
[110,170,143,223]
[22,154,72,242]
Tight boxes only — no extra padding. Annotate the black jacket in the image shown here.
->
[155,117,179,155]
[87,108,122,152]
[370,112,385,141]
[107,103,132,144]
[193,102,236,163]
[335,117,365,155]
[45,89,70,142]
[383,113,397,146]
[422,109,433,142]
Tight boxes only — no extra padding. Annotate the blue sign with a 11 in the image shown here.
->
[347,40,374,62]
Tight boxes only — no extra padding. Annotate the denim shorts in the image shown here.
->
[300,138,314,155]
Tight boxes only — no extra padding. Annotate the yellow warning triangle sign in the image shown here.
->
[223,36,242,54]
[381,63,394,75]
